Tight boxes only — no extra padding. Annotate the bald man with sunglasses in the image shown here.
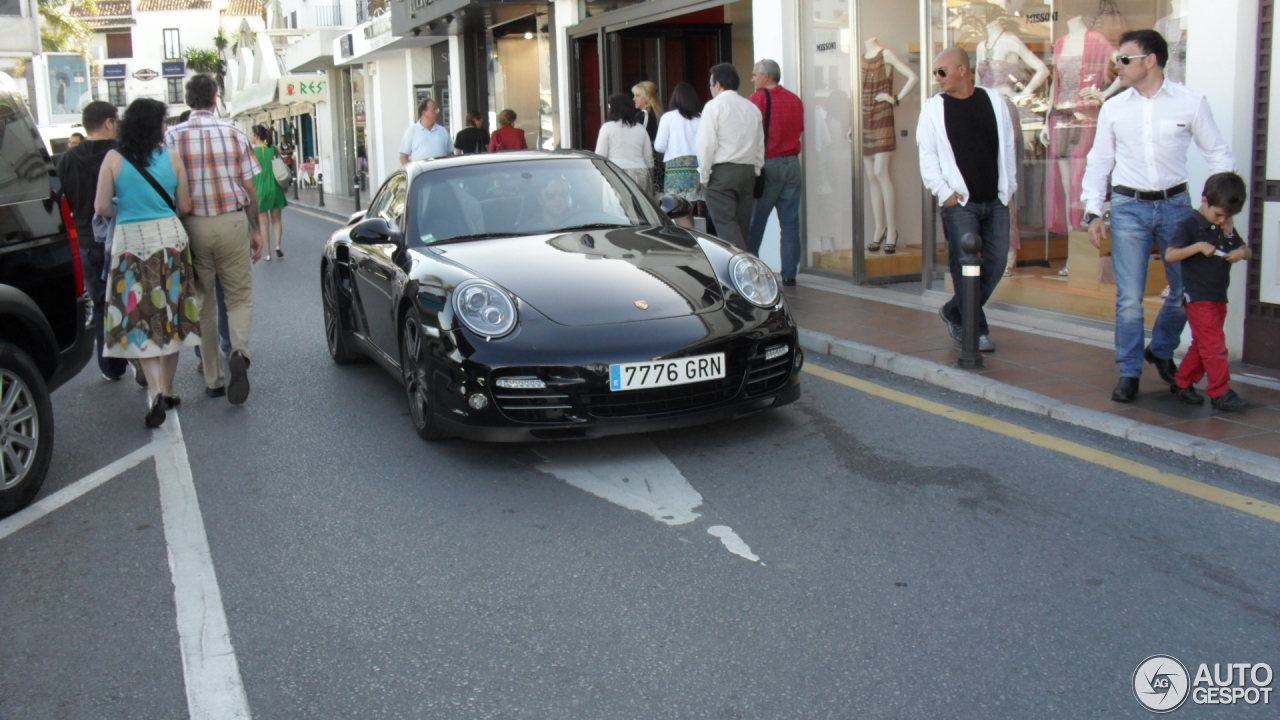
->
[917,47,1018,353]
[1080,29,1234,403]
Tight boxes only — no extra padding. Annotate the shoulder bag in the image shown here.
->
[271,148,292,187]
[753,89,771,199]
[129,154,197,280]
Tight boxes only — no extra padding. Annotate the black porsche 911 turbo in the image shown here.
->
[320,149,801,441]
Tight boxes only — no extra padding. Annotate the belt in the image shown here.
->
[1113,183,1187,201]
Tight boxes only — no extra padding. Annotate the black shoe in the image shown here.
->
[227,350,250,405]
[164,395,181,409]
[1144,347,1178,384]
[1111,376,1139,402]
[1170,384,1204,405]
[205,385,226,398]
[939,305,961,341]
[782,278,796,287]
[145,394,167,429]
[1210,389,1249,412]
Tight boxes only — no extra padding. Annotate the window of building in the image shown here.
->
[106,32,133,59]
[0,0,22,15]
[289,10,296,28]
[107,79,126,107]
[163,29,181,60]
[167,77,184,104]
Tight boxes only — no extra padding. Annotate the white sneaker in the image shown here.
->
[978,335,996,353]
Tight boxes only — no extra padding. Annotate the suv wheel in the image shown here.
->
[0,342,54,518]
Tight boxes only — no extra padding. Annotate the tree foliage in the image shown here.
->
[39,0,95,53]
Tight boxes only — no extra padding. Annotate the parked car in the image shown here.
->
[0,74,94,517]
[320,150,801,442]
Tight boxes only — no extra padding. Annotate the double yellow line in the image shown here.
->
[804,365,1280,524]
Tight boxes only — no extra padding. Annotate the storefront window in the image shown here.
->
[488,12,555,150]
[801,0,855,276]
[924,0,1182,318]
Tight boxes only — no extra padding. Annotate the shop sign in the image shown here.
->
[339,34,354,58]
[816,41,837,52]
[133,68,159,81]
[162,61,185,77]
[104,64,127,79]
[280,77,328,104]
[411,0,434,9]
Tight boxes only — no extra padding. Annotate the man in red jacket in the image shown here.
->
[747,58,804,286]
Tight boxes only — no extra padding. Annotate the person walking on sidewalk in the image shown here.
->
[653,82,703,229]
[251,125,289,260]
[454,111,489,155]
[399,98,451,165]
[1164,172,1251,412]
[489,109,528,152]
[166,74,263,405]
[696,63,764,250]
[746,58,804,286]
[596,94,654,198]
[917,47,1017,353]
[58,101,128,382]
[1081,29,1235,403]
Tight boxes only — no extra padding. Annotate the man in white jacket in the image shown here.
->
[917,47,1018,352]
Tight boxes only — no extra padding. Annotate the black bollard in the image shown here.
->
[293,169,300,200]
[957,231,983,369]
[353,178,361,212]
[317,173,325,207]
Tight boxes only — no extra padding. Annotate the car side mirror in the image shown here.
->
[659,195,692,219]
[350,216,401,245]
[347,210,367,225]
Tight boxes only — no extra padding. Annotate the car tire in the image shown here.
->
[400,310,448,442]
[0,341,54,518]
[322,265,362,365]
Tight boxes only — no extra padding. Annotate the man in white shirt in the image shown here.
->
[1081,29,1235,403]
[696,63,764,249]
[399,98,451,165]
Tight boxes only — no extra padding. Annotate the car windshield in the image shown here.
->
[407,157,663,246]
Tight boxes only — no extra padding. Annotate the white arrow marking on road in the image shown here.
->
[153,412,253,720]
[535,437,760,561]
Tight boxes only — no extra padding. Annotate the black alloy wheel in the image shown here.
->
[400,310,447,441]
[322,266,361,365]
[0,342,54,518]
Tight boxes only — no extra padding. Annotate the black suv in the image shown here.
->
[0,76,94,517]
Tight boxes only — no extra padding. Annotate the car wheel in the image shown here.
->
[0,341,54,518]
[322,266,362,365]
[400,311,447,442]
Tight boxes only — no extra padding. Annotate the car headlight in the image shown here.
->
[729,254,779,308]
[453,279,518,338]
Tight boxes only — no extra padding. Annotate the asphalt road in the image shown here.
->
[2,207,1277,720]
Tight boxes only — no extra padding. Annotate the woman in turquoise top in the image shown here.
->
[251,125,289,260]
[94,98,199,429]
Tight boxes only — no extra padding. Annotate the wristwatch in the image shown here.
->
[1082,212,1101,226]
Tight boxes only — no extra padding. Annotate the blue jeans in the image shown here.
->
[747,154,802,279]
[939,200,1010,335]
[1108,191,1191,378]
[193,280,232,360]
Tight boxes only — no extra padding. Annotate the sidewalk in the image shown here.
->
[288,185,360,220]
[787,275,1280,481]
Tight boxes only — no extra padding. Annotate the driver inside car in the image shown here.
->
[525,176,572,234]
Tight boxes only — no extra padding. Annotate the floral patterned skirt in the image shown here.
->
[662,155,704,201]
[103,215,202,358]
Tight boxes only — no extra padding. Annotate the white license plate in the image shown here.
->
[609,352,726,392]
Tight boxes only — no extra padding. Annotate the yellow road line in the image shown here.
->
[804,364,1280,524]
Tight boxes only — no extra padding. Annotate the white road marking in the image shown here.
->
[0,442,157,541]
[536,437,704,525]
[535,437,762,562]
[286,206,343,225]
[153,412,253,720]
[707,526,760,563]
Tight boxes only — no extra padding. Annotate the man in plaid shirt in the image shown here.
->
[166,74,263,405]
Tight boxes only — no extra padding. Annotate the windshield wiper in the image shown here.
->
[555,223,635,232]
[433,232,517,244]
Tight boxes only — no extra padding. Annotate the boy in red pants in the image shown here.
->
[1164,172,1252,412]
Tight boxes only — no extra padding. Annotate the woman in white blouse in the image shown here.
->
[595,93,654,198]
[653,81,703,228]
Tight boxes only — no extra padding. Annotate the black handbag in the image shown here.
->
[753,89,771,199]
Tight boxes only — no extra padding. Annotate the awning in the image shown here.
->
[229,79,278,117]
[229,77,330,118]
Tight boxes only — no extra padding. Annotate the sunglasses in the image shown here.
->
[1116,53,1150,65]
[932,67,956,78]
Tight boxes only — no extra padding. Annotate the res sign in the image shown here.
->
[279,77,329,105]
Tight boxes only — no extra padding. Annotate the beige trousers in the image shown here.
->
[184,212,253,390]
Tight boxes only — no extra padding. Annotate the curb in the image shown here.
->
[798,328,1280,485]
[287,201,352,223]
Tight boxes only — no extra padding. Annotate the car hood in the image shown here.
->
[430,226,725,326]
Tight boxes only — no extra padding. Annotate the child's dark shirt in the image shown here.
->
[1170,212,1245,304]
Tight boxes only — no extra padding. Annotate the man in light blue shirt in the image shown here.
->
[398,98,451,164]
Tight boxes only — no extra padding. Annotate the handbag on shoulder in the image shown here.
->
[272,151,292,187]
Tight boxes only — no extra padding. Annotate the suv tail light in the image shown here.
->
[59,195,85,296]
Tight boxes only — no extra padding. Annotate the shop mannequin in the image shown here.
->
[861,37,918,254]
[1040,16,1119,235]
[1155,0,1189,83]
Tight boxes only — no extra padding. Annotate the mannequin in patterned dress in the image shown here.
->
[861,37,918,254]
